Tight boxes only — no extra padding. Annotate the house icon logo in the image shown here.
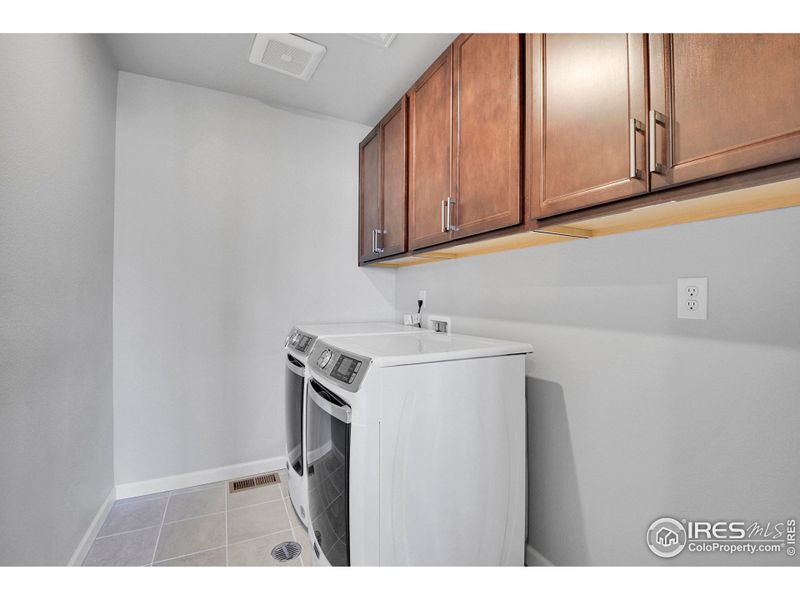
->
[647,517,687,558]
[657,527,678,546]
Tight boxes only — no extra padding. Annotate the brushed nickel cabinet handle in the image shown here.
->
[629,118,644,180]
[649,109,667,175]
[441,199,448,232]
[446,197,457,232]
[371,229,377,254]
[376,229,385,253]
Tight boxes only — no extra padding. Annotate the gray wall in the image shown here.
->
[113,73,395,486]
[395,207,800,566]
[0,35,117,565]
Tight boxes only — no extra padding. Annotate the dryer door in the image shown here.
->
[284,354,306,476]
[306,379,351,566]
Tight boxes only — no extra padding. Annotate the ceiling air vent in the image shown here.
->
[248,34,326,81]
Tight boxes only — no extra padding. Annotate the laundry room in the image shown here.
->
[1,1,798,597]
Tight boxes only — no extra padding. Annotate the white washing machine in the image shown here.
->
[305,331,532,566]
[283,322,430,528]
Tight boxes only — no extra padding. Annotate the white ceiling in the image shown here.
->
[103,33,457,125]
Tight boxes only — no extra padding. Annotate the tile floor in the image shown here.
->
[82,469,310,566]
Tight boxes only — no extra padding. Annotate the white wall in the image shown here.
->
[395,207,800,566]
[0,35,117,565]
[113,73,394,487]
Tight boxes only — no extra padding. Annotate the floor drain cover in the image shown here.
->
[271,541,302,562]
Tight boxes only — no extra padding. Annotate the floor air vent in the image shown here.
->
[228,472,280,493]
[271,541,302,562]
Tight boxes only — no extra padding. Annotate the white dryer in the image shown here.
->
[283,322,429,528]
[305,331,532,566]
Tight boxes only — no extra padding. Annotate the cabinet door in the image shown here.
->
[649,34,800,190]
[528,34,648,219]
[452,34,522,239]
[409,49,453,250]
[358,126,382,263]
[379,97,408,258]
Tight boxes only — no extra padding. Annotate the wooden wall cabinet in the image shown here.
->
[648,34,800,191]
[409,34,523,250]
[359,126,381,263]
[530,33,800,222]
[408,48,452,250]
[358,97,408,264]
[361,33,800,267]
[527,34,649,219]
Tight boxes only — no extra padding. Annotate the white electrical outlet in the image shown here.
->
[677,277,708,320]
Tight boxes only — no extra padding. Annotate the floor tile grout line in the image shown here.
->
[283,495,296,540]
[94,523,162,540]
[96,489,279,540]
[164,510,225,525]
[226,526,295,552]
[113,493,170,506]
[151,544,228,566]
[164,488,228,523]
[279,486,304,565]
[150,493,169,564]
[168,482,225,497]
[226,495,285,514]
[289,518,303,566]
[278,470,308,566]
[162,485,227,524]
[94,495,169,538]
[95,508,228,539]
[279,487,294,530]
[228,527,295,549]
[163,508,226,526]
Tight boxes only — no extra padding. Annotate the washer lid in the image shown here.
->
[321,331,533,367]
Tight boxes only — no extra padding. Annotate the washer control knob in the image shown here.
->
[290,331,300,346]
[318,349,333,369]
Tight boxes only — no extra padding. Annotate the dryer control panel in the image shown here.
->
[309,342,371,393]
[284,327,318,356]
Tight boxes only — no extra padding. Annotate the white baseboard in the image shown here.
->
[525,544,555,567]
[69,488,116,566]
[115,456,286,500]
